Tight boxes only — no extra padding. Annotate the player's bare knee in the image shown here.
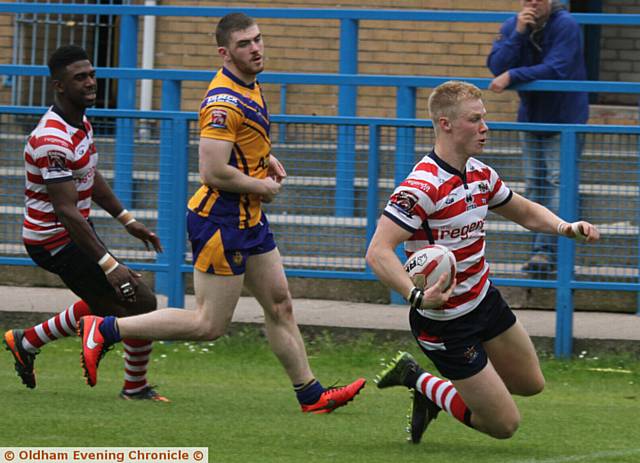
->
[196,327,225,341]
[488,418,520,439]
[267,293,294,322]
[514,375,545,397]
[192,312,230,341]
[522,377,545,396]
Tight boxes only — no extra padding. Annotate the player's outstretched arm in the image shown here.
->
[493,193,600,243]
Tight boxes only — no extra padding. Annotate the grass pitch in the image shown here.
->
[1,326,638,463]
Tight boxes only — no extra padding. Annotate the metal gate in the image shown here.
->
[10,0,128,108]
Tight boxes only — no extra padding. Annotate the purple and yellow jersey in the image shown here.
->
[187,67,271,229]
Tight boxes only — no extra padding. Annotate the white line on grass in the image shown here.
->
[511,449,640,463]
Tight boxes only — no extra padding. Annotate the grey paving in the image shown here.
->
[0,285,638,343]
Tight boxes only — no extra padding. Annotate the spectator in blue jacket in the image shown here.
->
[487,0,588,278]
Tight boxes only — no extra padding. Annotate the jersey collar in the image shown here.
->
[222,67,256,90]
[51,105,87,132]
[428,150,467,182]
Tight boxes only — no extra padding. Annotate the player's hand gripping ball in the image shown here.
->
[404,244,456,290]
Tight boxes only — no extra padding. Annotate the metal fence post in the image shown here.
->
[168,115,188,308]
[365,123,380,252]
[156,80,181,298]
[390,86,417,304]
[113,14,138,207]
[278,84,287,145]
[555,129,578,357]
[637,98,640,316]
[336,18,358,217]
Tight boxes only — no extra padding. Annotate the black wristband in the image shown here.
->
[408,287,419,303]
[408,286,424,310]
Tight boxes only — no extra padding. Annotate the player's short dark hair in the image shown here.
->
[215,13,256,47]
[48,45,90,79]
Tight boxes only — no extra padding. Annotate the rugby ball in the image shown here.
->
[404,244,456,291]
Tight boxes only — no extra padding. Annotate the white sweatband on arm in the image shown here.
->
[116,209,137,227]
[556,221,569,235]
[98,252,119,275]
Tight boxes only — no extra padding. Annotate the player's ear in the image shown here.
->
[50,78,63,95]
[439,116,452,132]
[218,46,228,60]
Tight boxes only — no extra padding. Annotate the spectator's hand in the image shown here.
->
[419,273,456,310]
[260,177,282,203]
[125,221,163,253]
[106,264,141,302]
[516,6,537,34]
[268,154,287,184]
[489,71,511,93]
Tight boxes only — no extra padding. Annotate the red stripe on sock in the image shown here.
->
[418,372,471,427]
[22,327,41,348]
[121,339,153,393]
[73,300,92,317]
[123,339,152,348]
[429,378,448,406]
[448,392,470,424]
[42,320,54,339]
[22,300,92,349]
[125,359,149,367]
[53,316,66,336]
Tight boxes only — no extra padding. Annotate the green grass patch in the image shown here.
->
[1,327,639,462]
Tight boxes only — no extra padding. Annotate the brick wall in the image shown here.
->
[152,0,522,120]
[0,1,637,120]
[600,0,640,105]
[0,0,15,105]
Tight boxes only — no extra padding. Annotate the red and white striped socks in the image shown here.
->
[19,300,155,394]
[21,300,91,352]
[416,371,473,427]
[122,339,153,394]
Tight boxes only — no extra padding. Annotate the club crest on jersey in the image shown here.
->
[390,190,419,217]
[210,109,228,129]
[464,346,479,364]
[232,251,243,266]
[46,150,67,172]
[478,182,489,193]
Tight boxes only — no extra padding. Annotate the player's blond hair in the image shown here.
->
[428,81,482,124]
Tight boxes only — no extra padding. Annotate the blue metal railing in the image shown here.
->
[2,105,639,357]
[2,3,640,358]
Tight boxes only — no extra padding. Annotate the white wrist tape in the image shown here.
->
[98,253,119,275]
[116,209,137,227]
[570,222,587,242]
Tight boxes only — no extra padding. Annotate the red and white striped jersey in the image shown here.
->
[22,106,98,253]
[383,151,512,320]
